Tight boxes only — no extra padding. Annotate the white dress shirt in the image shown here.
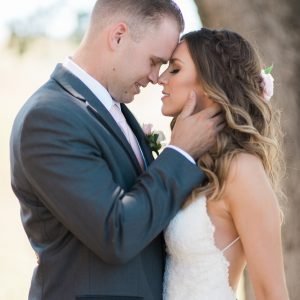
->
[62,57,195,164]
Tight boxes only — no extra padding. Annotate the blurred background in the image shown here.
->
[0,0,299,299]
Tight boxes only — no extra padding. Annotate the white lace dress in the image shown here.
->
[163,195,239,300]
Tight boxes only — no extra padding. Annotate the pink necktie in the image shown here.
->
[110,104,144,170]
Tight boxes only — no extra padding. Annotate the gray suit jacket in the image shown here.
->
[10,64,205,300]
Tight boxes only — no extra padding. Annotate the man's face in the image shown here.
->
[108,18,180,103]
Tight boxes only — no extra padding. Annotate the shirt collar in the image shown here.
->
[63,57,119,111]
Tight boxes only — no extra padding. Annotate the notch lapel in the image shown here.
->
[121,104,154,167]
[51,64,142,174]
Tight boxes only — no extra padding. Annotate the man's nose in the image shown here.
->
[148,71,158,84]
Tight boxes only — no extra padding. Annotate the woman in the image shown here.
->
[159,28,289,300]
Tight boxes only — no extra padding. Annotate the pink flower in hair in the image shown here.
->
[260,65,274,102]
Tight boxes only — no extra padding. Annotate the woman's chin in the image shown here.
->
[161,108,169,117]
[161,107,177,117]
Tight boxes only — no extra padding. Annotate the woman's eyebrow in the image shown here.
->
[169,57,183,64]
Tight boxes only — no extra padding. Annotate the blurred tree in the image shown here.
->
[194,0,300,299]
[5,0,90,55]
[71,11,90,44]
[7,13,46,55]
[7,6,53,55]
[7,25,32,55]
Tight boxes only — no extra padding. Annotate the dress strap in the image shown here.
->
[221,237,240,253]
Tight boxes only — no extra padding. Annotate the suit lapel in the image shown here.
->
[121,104,154,167]
[50,64,143,174]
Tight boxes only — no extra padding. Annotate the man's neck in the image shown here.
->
[72,48,109,89]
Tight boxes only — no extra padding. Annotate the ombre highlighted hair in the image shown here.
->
[178,28,285,203]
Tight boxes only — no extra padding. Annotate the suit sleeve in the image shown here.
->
[19,103,205,264]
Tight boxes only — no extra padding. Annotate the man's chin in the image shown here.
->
[121,93,136,103]
[111,94,134,104]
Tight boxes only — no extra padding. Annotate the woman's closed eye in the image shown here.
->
[170,68,180,74]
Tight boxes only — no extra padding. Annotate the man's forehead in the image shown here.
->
[149,39,179,62]
[140,23,179,62]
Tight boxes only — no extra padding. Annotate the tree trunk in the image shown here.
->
[193,0,300,299]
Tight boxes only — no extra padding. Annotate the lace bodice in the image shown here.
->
[163,196,238,300]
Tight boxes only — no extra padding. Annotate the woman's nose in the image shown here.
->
[158,72,168,85]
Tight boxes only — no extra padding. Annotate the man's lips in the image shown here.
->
[135,82,147,93]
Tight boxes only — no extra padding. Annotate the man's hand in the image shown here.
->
[170,91,225,160]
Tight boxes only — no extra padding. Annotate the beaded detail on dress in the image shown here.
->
[163,196,238,300]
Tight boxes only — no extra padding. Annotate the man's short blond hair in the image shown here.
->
[89,0,184,38]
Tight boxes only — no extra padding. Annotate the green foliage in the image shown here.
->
[146,133,162,156]
[264,64,273,74]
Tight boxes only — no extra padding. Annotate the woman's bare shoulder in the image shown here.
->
[226,152,265,185]
[223,152,274,209]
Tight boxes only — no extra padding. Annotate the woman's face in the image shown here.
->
[159,41,213,117]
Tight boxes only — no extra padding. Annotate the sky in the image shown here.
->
[0,0,201,41]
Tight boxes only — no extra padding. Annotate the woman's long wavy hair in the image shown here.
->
[177,28,285,203]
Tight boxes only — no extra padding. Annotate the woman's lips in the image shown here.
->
[161,91,170,100]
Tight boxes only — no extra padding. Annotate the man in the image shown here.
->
[10,1,224,299]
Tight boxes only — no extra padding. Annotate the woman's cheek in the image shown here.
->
[174,91,190,115]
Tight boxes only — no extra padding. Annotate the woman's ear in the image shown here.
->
[108,22,128,50]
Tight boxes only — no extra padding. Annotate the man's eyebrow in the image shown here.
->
[152,56,168,65]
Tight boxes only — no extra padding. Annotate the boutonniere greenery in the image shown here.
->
[142,123,166,156]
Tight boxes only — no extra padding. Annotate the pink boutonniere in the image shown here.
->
[142,123,166,156]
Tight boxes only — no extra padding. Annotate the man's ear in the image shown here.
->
[108,22,128,50]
